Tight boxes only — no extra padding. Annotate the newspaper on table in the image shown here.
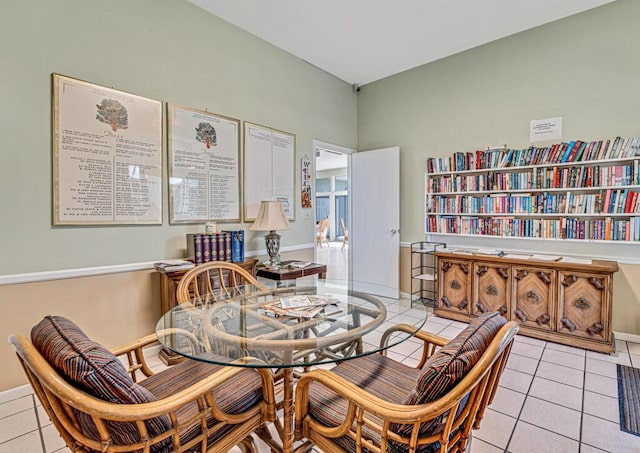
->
[260,295,340,318]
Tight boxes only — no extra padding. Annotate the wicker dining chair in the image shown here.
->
[9,315,277,453]
[316,219,331,248]
[176,261,267,304]
[340,218,349,250]
[294,312,519,453]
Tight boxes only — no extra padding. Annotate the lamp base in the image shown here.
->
[264,230,281,268]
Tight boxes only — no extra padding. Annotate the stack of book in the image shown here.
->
[187,230,245,265]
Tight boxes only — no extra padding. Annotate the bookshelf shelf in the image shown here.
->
[428,184,640,196]
[426,213,635,218]
[427,156,639,176]
[425,138,640,242]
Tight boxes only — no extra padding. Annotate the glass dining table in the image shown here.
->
[155,280,428,453]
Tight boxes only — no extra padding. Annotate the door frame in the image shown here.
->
[312,140,354,269]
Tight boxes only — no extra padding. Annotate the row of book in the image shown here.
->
[426,216,640,241]
[186,231,245,265]
[426,136,640,174]
[427,163,637,193]
[426,189,640,215]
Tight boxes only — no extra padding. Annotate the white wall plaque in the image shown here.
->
[530,116,562,143]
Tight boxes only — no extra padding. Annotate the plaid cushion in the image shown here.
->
[306,313,506,452]
[31,316,171,452]
[393,311,506,440]
[140,355,264,450]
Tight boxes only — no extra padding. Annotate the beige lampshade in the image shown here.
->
[250,201,291,231]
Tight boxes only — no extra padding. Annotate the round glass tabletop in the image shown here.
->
[156,280,428,368]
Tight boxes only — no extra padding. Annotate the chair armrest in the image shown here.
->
[295,369,448,428]
[380,323,450,368]
[110,329,203,381]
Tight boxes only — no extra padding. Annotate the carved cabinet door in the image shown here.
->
[557,271,610,341]
[511,266,556,331]
[472,262,510,318]
[437,259,472,315]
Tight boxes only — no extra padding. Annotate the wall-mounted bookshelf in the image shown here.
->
[425,137,640,242]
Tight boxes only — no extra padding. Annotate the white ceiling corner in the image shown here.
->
[189,0,616,86]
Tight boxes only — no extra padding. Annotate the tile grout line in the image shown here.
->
[502,339,548,452]
[32,393,47,453]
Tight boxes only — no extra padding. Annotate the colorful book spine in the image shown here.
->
[223,230,245,263]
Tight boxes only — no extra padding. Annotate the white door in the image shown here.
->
[351,147,400,298]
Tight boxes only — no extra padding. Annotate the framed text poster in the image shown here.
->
[167,104,241,223]
[52,73,162,225]
[243,122,295,221]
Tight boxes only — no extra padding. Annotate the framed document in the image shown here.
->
[243,122,295,221]
[167,104,241,223]
[53,73,162,225]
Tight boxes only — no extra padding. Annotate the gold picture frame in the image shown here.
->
[52,73,162,225]
[167,103,242,224]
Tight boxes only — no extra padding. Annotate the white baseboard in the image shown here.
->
[0,383,33,404]
[614,331,640,344]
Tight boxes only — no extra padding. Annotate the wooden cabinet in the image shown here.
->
[557,270,611,345]
[511,266,556,332]
[436,252,618,353]
[438,258,472,317]
[472,262,510,318]
[156,258,259,364]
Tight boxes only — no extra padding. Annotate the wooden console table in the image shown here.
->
[155,258,259,364]
[435,252,618,353]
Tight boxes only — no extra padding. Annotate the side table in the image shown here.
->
[256,260,327,285]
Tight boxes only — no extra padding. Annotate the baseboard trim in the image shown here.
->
[0,243,315,286]
[614,331,640,344]
[0,383,33,404]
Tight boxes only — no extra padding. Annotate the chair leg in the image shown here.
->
[238,435,257,453]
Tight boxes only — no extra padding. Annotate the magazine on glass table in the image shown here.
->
[259,295,341,318]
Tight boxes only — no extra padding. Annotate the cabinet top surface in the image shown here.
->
[435,251,618,272]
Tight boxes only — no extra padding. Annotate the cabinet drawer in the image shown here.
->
[472,262,510,318]
[438,259,472,315]
[511,267,556,331]
[557,271,610,341]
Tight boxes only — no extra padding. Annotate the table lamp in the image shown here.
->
[250,200,291,267]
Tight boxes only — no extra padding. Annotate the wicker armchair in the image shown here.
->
[316,219,331,248]
[294,312,518,453]
[340,218,349,250]
[9,316,277,452]
[176,261,267,304]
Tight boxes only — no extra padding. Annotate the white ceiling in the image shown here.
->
[190,0,615,86]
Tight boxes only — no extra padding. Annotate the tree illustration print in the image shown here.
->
[96,99,129,132]
[195,122,217,148]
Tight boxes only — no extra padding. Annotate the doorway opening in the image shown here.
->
[312,140,353,280]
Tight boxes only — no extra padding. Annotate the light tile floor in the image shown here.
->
[3,301,639,453]
[2,243,639,452]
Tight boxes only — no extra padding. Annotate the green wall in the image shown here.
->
[0,0,357,275]
[357,0,640,259]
